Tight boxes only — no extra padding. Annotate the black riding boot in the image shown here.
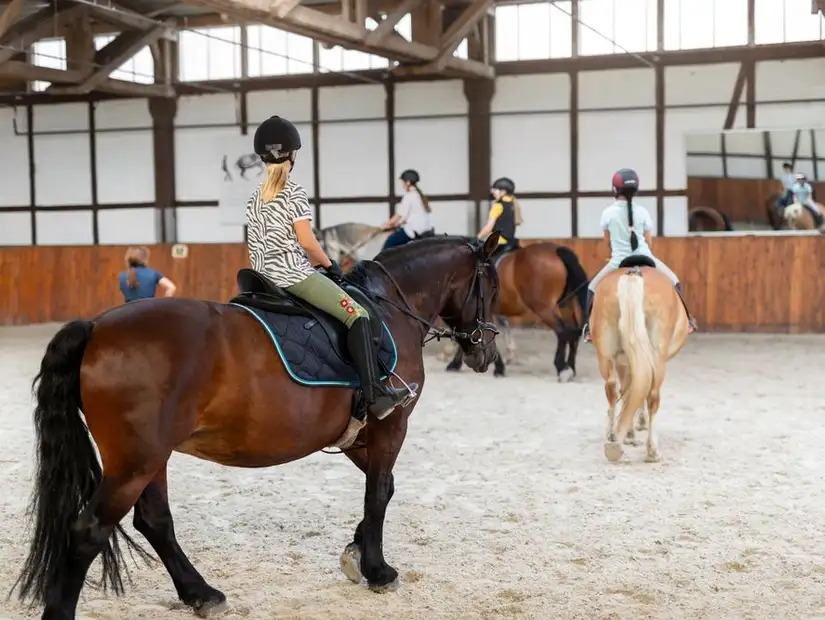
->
[347,317,417,420]
[582,288,594,341]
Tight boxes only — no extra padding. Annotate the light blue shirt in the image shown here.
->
[780,173,795,191]
[600,200,653,263]
[792,181,813,204]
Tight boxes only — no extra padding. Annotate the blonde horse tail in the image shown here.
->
[615,272,656,441]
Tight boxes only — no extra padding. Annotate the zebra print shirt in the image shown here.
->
[246,179,317,288]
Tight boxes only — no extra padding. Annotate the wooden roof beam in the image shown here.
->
[81,0,162,31]
[364,0,421,45]
[393,0,493,76]
[0,3,87,65]
[0,0,27,40]
[178,0,494,77]
[0,59,174,96]
[48,21,173,94]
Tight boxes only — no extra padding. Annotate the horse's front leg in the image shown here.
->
[360,415,407,591]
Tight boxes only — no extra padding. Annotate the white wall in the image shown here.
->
[3,56,822,246]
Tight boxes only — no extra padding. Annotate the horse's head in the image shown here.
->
[438,232,502,373]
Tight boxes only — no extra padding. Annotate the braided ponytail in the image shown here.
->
[626,195,639,251]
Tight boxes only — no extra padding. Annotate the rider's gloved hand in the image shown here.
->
[325,260,344,281]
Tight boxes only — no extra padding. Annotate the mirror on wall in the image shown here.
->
[684,128,825,233]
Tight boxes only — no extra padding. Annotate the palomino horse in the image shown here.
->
[11,234,502,620]
[590,255,689,464]
[688,206,733,232]
[442,242,589,382]
[783,200,825,231]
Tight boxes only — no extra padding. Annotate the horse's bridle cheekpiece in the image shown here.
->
[364,240,499,348]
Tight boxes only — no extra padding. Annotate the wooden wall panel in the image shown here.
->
[2,237,825,332]
[687,177,825,225]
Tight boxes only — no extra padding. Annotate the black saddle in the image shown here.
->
[231,268,384,345]
[618,255,656,269]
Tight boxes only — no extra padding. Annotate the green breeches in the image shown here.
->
[285,272,367,329]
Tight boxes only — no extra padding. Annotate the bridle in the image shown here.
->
[356,242,499,348]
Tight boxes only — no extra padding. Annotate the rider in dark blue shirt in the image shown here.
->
[118,246,177,303]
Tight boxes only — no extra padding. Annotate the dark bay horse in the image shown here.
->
[443,242,589,382]
[11,234,502,620]
[688,206,733,232]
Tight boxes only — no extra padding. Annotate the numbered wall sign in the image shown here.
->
[171,244,189,259]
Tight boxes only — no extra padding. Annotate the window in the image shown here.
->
[579,0,657,56]
[94,35,154,84]
[247,25,313,75]
[755,0,825,43]
[494,1,572,62]
[30,37,66,92]
[664,0,748,50]
[178,26,242,81]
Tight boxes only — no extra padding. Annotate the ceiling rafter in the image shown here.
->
[0,3,87,65]
[48,20,174,94]
[178,0,494,78]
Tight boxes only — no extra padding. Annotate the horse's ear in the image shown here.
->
[481,231,501,259]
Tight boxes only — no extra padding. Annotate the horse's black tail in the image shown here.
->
[12,320,148,607]
[555,246,590,328]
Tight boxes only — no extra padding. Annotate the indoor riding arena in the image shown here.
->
[1,0,825,619]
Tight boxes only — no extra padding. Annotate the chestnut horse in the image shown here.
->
[590,255,689,464]
[688,206,733,232]
[443,242,589,381]
[11,234,502,620]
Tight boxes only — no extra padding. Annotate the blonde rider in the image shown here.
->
[581,168,696,342]
[246,115,416,419]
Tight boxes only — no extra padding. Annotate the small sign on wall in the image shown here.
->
[171,244,189,259]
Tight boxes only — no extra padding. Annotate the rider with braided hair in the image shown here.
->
[581,168,696,342]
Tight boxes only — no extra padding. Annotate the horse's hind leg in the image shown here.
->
[132,463,226,617]
[493,342,506,377]
[644,363,666,463]
[45,473,155,619]
[597,355,619,443]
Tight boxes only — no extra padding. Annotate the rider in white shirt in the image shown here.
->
[380,169,434,250]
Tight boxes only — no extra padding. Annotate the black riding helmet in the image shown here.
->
[612,168,639,196]
[400,169,420,184]
[491,177,515,194]
[253,115,302,164]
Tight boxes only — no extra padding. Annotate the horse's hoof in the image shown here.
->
[624,437,641,447]
[369,577,400,593]
[339,543,363,583]
[604,441,624,462]
[494,368,505,378]
[645,452,662,463]
[193,599,228,619]
[445,364,461,372]
[558,368,575,383]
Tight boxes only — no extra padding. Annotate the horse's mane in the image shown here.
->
[346,235,480,288]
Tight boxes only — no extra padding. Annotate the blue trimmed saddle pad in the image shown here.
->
[230,302,398,388]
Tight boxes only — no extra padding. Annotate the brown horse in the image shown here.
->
[590,255,689,464]
[766,192,787,230]
[11,234,502,620]
[443,242,589,382]
[687,206,733,232]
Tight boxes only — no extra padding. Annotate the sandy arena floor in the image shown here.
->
[2,324,825,620]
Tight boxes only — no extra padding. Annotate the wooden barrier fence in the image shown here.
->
[1,236,824,332]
